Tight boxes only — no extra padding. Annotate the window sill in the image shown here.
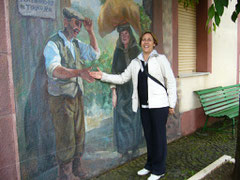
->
[178,72,210,78]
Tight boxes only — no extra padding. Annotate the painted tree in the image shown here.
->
[180,0,240,179]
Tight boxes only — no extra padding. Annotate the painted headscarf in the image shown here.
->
[116,23,138,50]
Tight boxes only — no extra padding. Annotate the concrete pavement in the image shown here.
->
[90,120,237,180]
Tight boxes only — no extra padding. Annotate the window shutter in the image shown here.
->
[178,3,196,74]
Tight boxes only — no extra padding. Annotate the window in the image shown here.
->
[178,2,197,74]
[176,0,211,76]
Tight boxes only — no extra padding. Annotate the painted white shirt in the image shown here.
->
[44,31,100,78]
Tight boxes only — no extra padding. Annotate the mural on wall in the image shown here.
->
[9,0,180,179]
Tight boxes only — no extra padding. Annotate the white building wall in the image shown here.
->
[178,0,238,113]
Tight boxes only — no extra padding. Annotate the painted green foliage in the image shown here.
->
[84,51,113,112]
[138,4,152,32]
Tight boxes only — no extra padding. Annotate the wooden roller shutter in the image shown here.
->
[178,2,196,74]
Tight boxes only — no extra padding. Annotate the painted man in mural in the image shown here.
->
[43,7,100,180]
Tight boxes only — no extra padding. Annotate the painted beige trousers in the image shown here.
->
[49,92,85,164]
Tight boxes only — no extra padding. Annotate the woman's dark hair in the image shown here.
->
[139,31,158,46]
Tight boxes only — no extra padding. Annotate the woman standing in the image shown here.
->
[111,23,143,159]
[90,32,177,180]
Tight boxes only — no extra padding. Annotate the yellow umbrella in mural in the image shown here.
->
[98,0,142,37]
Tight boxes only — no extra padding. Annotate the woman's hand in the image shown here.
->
[89,67,103,79]
[169,108,175,115]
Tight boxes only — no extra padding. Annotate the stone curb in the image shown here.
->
[187,155,235,180]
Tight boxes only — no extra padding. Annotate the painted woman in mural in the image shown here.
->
[98,0,144,159]
[111,23,143,159]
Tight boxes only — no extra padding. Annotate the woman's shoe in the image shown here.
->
[147,173,165,180]
[137,168,150,176]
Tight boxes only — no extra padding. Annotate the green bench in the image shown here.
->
[195,84,240,135]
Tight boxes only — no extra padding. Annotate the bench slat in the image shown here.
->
[203,99,238,111]
[222,89,239,96]
[201,93,237,104]
[222,88,240,93]
[194,87,222,95]
[208,106,238,117]
[199,91,223,99]
[208,105,238,117]
[201,93,224,103]
[222,84,240,89]
[202,96,237,107]
[210,108,238,119]
[205,102,238,115]
[211,110,238,118]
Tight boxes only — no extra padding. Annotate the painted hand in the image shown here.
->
[83,17,93,33]
[78,67,95,83]
[112,88,117,108]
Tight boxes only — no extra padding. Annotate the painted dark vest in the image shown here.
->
[47,34,84,97]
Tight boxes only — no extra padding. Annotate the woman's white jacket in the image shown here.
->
[101,50,177,112]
